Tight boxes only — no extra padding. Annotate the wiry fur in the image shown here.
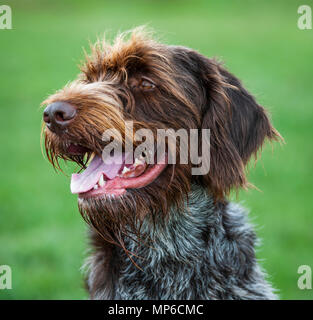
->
[84,186,277,300]
[42,27,281,299]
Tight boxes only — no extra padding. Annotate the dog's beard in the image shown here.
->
[77,165,192,250]
[78,187,158,249]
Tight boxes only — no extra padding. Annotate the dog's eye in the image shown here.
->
[139,79,155,91]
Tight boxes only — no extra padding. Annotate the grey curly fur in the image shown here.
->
[85,185,277,300]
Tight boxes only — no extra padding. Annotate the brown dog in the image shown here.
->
[42,28,281,299]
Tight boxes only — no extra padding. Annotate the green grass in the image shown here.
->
[0,0,312,299]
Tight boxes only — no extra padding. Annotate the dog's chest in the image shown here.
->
[113,188,220,299]
[88,187,276,299]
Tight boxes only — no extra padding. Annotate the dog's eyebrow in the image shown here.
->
[141,75,156,85]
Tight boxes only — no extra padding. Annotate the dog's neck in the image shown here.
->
[88,184,276,299]
[114,185,226,279]
[126,185,218,264]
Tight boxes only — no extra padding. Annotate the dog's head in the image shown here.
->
[42,28,281,245]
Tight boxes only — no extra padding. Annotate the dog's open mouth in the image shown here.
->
[68,143,167,198]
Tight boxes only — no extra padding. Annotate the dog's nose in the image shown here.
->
[43,102,77,133]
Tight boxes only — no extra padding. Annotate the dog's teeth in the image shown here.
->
[121,166,130,175]
[93,185,98,190]
[134,157,145,166]
[98,174,105,187]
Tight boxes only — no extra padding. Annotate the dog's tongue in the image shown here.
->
[70,154,123,194]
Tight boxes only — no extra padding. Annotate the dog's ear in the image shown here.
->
[178,49,282,198]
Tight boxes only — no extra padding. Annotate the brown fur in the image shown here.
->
[42,27,282,254]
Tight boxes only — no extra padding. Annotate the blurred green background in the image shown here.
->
[0,0,312,299]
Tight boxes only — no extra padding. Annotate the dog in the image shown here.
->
[42,28,281,299]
